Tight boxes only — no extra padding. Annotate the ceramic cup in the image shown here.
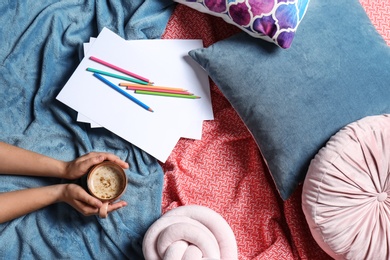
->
[87,161,127,218]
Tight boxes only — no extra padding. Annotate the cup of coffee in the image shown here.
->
[87,161,127,218]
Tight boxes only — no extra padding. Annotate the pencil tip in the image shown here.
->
[148,108,154,112]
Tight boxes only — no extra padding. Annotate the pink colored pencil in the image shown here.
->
[89,56,152,84]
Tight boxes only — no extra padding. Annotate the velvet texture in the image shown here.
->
[188,0,390,200]
[143,205,238,259]
[302,114,390,260]
[0,0,175,259]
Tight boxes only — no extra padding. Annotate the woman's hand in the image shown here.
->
[0,142,130,222]
[0,183,128,223]
[63,152,129,180]
[59,183,127,216]
[61,152,129,217]
[0,142,129,180]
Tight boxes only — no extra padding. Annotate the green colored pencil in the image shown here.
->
[134,90,201,99]
[86,67,150,85]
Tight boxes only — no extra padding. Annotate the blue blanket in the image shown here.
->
[0,0,175,259]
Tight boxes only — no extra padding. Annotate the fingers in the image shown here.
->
[101,153,129,169]
[84,193,103,209]
[82,152,129,169]
[98,201,127,218]
[65,152,129,180]
[64,184,102,215]
[77,186,128,216]
[73,200,100,216]
[64,183,127,217]
[108,201,127,213]
[98,203,109,218]
[74,195,127,218]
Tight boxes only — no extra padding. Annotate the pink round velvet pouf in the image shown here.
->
[302,114,390,260]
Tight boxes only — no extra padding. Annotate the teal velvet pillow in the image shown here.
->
[188,0,390,200]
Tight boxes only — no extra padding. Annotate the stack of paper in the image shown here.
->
[56,27,213,162]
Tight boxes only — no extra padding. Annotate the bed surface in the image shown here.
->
[0,0,388,259]
[160,1,390,259]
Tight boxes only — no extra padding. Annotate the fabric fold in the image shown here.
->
[0,0,175,259]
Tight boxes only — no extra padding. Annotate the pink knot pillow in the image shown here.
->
[302,114,390,260]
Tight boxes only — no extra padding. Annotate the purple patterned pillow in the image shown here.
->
[175,0,310,48]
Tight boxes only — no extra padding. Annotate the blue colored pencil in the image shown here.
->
[87,67,151,85]
[93,73,153,112]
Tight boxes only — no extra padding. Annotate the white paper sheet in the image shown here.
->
[79,36,208,139]
[57,28,213,161]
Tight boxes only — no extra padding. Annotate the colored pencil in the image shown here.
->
[93,73,153,112]
[119,82,185,91]
[125,86,192,95]
[87,68,151,85]
[134,90,201,99]
[89,56,153,84]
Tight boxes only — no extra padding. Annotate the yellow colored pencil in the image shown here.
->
[134,90,201,99]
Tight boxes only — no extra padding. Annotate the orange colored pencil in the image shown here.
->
[119,82,186,92]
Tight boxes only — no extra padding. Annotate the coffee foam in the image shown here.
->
[89,165,124,200]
